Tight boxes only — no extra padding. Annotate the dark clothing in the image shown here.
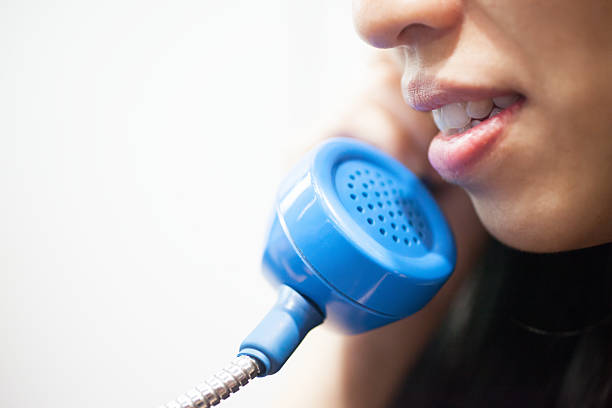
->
[392,241,612,408]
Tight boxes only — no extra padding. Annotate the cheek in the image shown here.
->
[466,108,612,253]
[451,0,612,251]
[468,23,612,252]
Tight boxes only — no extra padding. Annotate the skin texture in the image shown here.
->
[353,0,612,252]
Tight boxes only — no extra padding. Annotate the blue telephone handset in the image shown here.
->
[161,137,456,407]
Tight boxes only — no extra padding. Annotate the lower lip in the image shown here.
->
[428,100,524,180]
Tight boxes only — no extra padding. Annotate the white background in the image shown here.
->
[0,1,371,406]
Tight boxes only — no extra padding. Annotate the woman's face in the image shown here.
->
[353,0,612,252]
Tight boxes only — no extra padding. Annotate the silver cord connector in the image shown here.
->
[159,355,261,408]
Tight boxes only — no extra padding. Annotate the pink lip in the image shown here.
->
[428,99,524,181]
[402,77,515,111]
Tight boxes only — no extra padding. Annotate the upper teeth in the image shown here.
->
[432,94,519,134]
[466,99,493,119]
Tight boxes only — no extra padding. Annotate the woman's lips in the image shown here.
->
[428,99,524,180]
[399,75,525,181]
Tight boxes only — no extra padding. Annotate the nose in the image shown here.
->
[353,0,462,48]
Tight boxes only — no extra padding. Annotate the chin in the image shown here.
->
[468,192,610,254]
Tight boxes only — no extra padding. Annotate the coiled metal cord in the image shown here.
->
[159,355,261,408]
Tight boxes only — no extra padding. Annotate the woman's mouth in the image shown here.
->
[400,73,525,182]
[431,94,520,135]
[427,94,524,181]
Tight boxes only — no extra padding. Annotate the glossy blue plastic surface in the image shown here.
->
[239,137,456,375]
[238,285,323,376]
[263,137,455,330]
